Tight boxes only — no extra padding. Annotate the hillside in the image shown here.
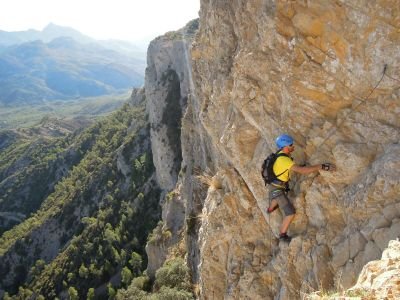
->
[0,37,144,105]
[0,91,131,130]
[0,89,163,298]
[0,117,92,235]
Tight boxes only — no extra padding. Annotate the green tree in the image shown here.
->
[129,252,143,275]
[79,263,89,278]
[18,287,33,299]
[152,286,193,300]
[108,283,116,299]
[120,249,127,263]
[121,267,133,287]
[116,286,147,300]
[130,275,151,291]
[68,286,79,300]
[67,272,75,282]
[29,259,46,278]
[3,293,11,300]
[87,288,95,300]
[154,258,191,292]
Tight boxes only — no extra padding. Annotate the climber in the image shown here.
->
[266,134,336,243]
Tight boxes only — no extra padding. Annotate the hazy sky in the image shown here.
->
[0,0,200,42]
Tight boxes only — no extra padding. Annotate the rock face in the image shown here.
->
[144,20,199,277]
[184,0,400,299]
[144,1,399,299]
[145,20,199,191]
[349,239,400,299]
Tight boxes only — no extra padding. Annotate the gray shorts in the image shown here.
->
[269,189,296,216]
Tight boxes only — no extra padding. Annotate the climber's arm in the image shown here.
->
[290,163,336,175]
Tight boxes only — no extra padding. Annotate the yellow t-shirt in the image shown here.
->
[273,152,294,182]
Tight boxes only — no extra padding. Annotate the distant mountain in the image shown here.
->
[40,23,94,44]
[0,36,145,105]
[0,23,147,56]
[0,23,92,46]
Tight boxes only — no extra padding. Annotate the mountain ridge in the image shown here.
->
[0,37,145,105]
[0,23,148,53]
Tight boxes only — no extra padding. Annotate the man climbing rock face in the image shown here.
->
[266,134,336,243]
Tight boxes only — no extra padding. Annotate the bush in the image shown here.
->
[121,267,133,287]
[116,286,148,300]
[108,283,116,299]
[154,258,191,292]
[129,252,143,276]
[87,288,95,300]
[68,286,79,300]
[130,275,151,291]
[150,286,193,300]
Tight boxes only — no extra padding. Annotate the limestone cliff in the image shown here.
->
[145,20,199,192]
[145,1,400,299]
[188,1,400,299]
[145,20,199,277]
[348,239,400,299]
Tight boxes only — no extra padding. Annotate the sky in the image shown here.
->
[0,0,200,43]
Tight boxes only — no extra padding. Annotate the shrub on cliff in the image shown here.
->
[153,258,191,292]
[116,258,194,299]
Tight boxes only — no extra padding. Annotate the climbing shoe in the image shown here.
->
[267,205,278,214]
[279,233,292,243]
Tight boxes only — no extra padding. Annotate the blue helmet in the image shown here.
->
[276,134,294,149]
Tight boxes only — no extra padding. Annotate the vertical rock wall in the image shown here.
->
[349,239,400,299]
[146,20,198,191]
[144,20,200,277]
[187,0,400,299]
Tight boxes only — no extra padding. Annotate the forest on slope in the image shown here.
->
[0,91,193,299]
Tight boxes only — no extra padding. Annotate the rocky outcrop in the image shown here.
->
[145,183,187,277]
[145,20,199,191]
[142,1,399,299]
[144,20,199,277]
[348,239,400,299]
[198,169,274,299]
[184,0,400,299]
